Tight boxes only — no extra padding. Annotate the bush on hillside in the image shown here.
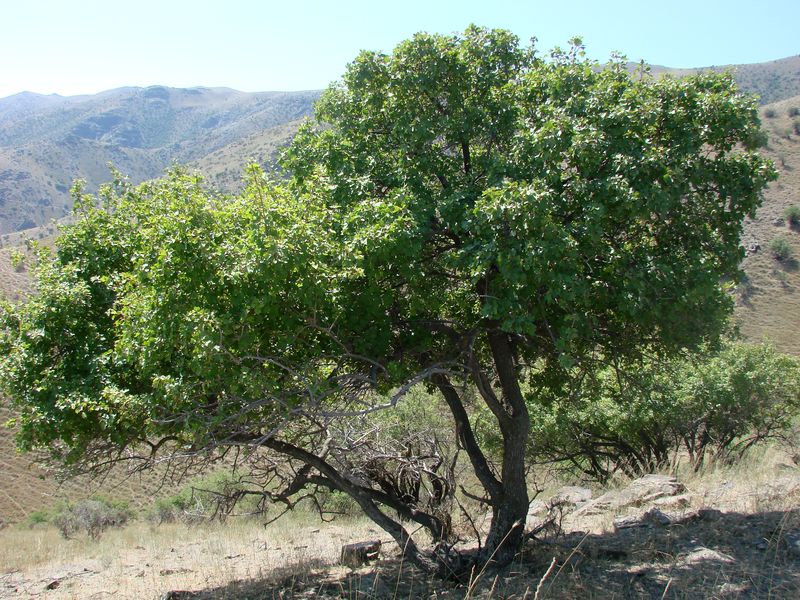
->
[785,205,800,227]
[52,498,132,539]
[527,342,800,481]
[770,235,794,261]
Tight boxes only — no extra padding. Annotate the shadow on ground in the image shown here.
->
[165,509,800,599]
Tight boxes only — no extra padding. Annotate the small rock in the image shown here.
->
[774,218,785,226]
[159,567,194,576]
[653,494,691,509]
[341,540,381,567]
[550,486,592,505]
[45,580,60,590]
[680,547,736,566]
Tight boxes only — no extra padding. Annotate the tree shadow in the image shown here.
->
[161,509,800,599]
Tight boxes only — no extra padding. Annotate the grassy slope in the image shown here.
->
[735,96,800,354]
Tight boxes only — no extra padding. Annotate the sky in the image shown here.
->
[2,0,799,98]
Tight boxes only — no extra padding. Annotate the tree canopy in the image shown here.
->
[0,27,776,576]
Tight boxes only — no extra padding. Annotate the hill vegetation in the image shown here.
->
[0,87,318,234]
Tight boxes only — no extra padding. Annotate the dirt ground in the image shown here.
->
[1,449,798,599]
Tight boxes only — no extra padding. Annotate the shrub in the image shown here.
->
[794,119,800,136]
[789,107,800,117]
[527,342,800,481]
[770,235,794,261]
[26,510,50,527]
[765,107,777,118]
[785,205,800,227]
[52,498,132,539]
[147,471,261,525]
[8,249,25,272]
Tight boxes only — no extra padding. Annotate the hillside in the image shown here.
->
[735,95,800,354]
[0,86,319,234]
[652,55,800,105]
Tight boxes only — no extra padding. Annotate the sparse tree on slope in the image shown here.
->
[0,27,775,577]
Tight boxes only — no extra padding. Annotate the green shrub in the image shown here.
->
[789,107,800,117]
[527,342,800,481]
[26,510,51,527]
[770,235,794,261]
[765,107,777,119]
[52,498,132,539]
[785,205,800,227]
[147,471,262,525]
[9,249,25,272]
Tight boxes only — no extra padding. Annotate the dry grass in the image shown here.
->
[1,445,798,599]
[735,95,800,356]
[0,511,386,599]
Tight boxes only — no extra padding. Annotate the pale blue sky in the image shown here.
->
[2,0,798,98]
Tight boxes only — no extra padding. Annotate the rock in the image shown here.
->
[774,218,785,226]
[679,547,736,566]
[340,540,381,567]
[574,474,684,516]
[550,486,592,505]
[45,580,61,590]
[613,515,646,529]
[160,592,198,600]
[613,507,675,530]
[652,493,691,509]
[159,567,194,576]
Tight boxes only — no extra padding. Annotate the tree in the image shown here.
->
[0,27,775,577]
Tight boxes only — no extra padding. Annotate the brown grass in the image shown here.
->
[735,95,800,355]
[1,445,797,599]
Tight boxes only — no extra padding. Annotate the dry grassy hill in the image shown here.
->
[0,87,319,234]
[650,55,800,105]
[735,96,800,354]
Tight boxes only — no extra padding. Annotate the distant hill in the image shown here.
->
[1,57,799,236]
[647,55,800,105]
[0,86,320,234]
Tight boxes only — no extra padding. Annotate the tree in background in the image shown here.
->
[0,27,775,577]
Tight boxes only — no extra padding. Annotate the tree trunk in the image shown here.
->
[480,329,531,567]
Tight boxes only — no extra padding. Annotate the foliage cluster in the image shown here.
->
[770,235,794,261]
[525,342,800,481]
[784,205,800,227]
[51,498,132,540]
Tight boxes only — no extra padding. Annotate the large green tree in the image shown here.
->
[0,27,775,576]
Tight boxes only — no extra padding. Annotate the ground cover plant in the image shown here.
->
[0,26,776,579]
